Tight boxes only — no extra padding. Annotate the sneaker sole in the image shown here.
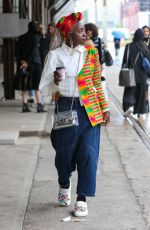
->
[74,211,88,217]
[58,202,71,207]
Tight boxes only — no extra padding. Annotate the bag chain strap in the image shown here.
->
[56,52,81,113]
[126,44,140,68]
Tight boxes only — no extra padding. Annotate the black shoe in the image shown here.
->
[27,98,34,104]
[37,103,47,113]
[22,103,31,113]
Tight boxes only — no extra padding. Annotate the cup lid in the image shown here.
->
[56,66,65,70]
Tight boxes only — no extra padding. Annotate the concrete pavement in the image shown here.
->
[0,100,51,230]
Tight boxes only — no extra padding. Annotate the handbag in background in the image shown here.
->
[119,68,135,87]
[104,49,113,66]
[14,67,31,90]
[119,45,139,87]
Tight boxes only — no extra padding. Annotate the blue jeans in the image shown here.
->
[50,97,101,196]
[29,90,35,97]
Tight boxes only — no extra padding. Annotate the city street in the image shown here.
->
[0,51,150,229]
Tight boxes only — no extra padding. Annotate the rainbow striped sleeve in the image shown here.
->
[92,49,109,112]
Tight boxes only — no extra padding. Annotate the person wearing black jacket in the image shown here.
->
[16,21,45,112]
[142,25,150,113]
[122,28,150,117]
[84,23,105,65]
[84,23,108,99]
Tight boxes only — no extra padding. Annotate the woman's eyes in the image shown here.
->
[77,27,84,33]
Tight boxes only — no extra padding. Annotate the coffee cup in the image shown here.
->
[56,66,66,80]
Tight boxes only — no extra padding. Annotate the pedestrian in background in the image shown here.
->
[37,23,51,68]
[122,28,150,117]
[114,37,121,56]
[84,23,108,99]
[15,21,46,112]
[45,22,59,105]
[39,12,110,217]
[142,25,150,113]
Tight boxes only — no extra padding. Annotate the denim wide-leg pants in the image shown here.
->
[50,97,101,196]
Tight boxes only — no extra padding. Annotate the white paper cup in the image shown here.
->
[56,66,66,80]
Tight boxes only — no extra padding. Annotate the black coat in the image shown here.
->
[39,33,51,68]
[15,31,42,90]
[122,42,148,84]
[16,31,41,65]
[92,36,105,64]
[122,42,149,114]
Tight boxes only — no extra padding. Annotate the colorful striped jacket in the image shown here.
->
[77,46,109,126]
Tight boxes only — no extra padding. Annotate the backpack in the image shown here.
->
[141,53,150,73]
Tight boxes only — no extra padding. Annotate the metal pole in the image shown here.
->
[28,0,32,20]
[3,0,15,99]
[95,0,98,23]
[41,0,45,26]
[103,0,107,45]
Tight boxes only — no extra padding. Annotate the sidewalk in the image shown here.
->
[0,99,51,230]
[0,100,48,144]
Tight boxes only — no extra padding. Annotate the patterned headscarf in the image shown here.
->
[56,12,83,39]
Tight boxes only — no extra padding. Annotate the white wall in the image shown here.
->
[53,0,122,27]
[137,11,150,28]
[74,0,96,23]
[97,0,122,27]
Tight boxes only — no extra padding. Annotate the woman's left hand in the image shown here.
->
[102,111,110,126]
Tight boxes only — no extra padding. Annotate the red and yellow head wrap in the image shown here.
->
[56,12,83,39]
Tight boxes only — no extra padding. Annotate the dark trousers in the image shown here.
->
[50,97,101,196]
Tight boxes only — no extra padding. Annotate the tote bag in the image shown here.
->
[119,68,136,87]
[119,45,139,87]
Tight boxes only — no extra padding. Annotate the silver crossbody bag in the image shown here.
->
[52,102,79,130]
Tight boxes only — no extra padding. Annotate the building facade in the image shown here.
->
[0,0,75,99]
[121,0,150,33]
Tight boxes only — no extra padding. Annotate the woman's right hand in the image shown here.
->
[20,60,28,69]
[54,71,63,85]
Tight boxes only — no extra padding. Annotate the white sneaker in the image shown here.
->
[124,107,133,117]
[58,184,71,207]
[74,201,88,217]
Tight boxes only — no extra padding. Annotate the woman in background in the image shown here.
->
[122,28,150,117]
[84,23,108,99]
[142,25,150,113]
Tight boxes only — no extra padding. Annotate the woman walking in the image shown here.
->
[39,12,110,217]
[142,25,150,113]
[16,21,45,112]
[122,28,150,117]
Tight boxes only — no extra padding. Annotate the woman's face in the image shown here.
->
[86,30,93,39]
[70,22,86,46]
[143,28,150,38]
[49,26,55,34]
